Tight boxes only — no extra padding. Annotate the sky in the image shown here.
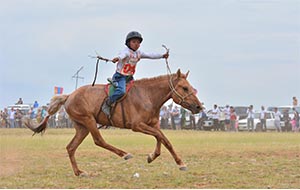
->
[0,0,299,111]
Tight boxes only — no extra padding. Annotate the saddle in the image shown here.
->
[104,78,134,98]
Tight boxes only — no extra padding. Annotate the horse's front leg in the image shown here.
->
[132,122,187,170]
[147,139,161,163]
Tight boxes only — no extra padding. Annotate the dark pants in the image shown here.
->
[213,119,219,131]
[260,119,267,131]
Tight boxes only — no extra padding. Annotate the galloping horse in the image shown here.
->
[25,69,203,176]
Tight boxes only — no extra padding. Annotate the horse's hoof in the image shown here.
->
[123,153,133,160]
[179,165,188,171]
[147,154,153,163]
[78,171,89,177]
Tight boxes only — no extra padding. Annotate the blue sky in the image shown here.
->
[0,0,299,110]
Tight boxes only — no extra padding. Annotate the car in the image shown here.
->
[238,111,284,131]
[267,106,300,120]
[234,106,248,120]
[7,104,31,115]
[202,108,226,131]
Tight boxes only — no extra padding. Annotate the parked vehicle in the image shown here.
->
[238,111,284,131]
[202,108,226,131]
[234,106,249,120]
[267,106,300,120]
[7,104,31,115]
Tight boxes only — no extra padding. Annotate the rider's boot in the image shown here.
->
[102,99,113,117]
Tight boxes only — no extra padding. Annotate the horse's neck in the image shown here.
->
[136,76,172,109]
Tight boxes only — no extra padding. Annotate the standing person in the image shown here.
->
[16,98,23,104]
[189,112,196,130]
[159,106,169,129]
[224,105,231,131]
[260,106,267,132]
[247,105,255,132]
[15,109,23,128]
[168,104,175,130]
[101,31,169,117]
[292,96,298,107]
[172,106,181,130]
[274,107,282,132]
[180,107,186,129]
[292,107,299,132]
[9,107,16,128]
[212,104,220,131]
[33,101,39,108]
[283,109,291,132]
[2,108,9,128]
[229,106,237,132]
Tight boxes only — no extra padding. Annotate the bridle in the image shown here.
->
[162,45,194,106]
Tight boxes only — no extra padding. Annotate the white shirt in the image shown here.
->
[224,107,230,120]
[274,111,281,121]
[247,109,255,119]
[9,111,15,119]
[116,47,163,76]
[260,110,266,119]
[212,107,220,119]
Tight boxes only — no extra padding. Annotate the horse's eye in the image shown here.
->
[182,87,189,92]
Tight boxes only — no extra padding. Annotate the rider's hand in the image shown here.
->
[162,52,169,59]
[112,57,119,63]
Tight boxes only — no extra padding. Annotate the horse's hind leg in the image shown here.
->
[66,122,89,176]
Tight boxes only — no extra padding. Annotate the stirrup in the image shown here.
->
[101,100,111,117]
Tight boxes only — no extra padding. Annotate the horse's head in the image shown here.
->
[170,69,203,114]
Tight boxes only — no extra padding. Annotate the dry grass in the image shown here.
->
[0,128,300,188]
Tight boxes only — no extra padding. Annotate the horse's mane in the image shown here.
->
[134,73,176,85]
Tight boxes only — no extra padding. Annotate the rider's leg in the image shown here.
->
[102,72,127,116]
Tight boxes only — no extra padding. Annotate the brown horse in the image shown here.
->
[25,69,203,176]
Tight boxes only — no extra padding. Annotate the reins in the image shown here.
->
[162,45,194,105]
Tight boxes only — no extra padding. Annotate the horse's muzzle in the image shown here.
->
[191,104,202,114]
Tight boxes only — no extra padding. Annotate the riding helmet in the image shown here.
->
[125,31,143,47]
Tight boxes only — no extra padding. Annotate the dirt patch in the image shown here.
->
[0,151,24,177]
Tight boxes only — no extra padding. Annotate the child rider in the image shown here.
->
[101,31,169,117]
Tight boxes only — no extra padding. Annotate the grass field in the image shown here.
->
[0,128,300,188]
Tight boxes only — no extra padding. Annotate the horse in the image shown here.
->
[25,69,203,176]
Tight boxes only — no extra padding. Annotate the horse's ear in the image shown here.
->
[176,69,181,78]
[185,70,190,78]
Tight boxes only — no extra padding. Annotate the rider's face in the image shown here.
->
[129,38,141,51]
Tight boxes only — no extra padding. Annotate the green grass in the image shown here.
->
[0,128,300,188]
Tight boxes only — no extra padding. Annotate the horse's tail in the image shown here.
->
[25,95,69,135]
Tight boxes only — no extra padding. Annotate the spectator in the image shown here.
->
[16,98,23,104]
[172,106,181,130]
[2,108,9,128]
[189,112,196,130]
[159,106,169,129]
[168,104,175,130]
[274,107,282,132]
[224,105,230,131]
[292,107,299,132]
[9,107,15,128]
[260,106,267,132]
[282,109,291,132]
[293,96,298,107]
[197,109,207,130]
[230,106,237,132]
[180,107,186,129]
[33,101,39,108]
[247,105,255,132]
[212,104,220,131]
[15,109,23,128]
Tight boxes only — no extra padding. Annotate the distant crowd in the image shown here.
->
[0,98,72,129]
[0,97,299,132]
